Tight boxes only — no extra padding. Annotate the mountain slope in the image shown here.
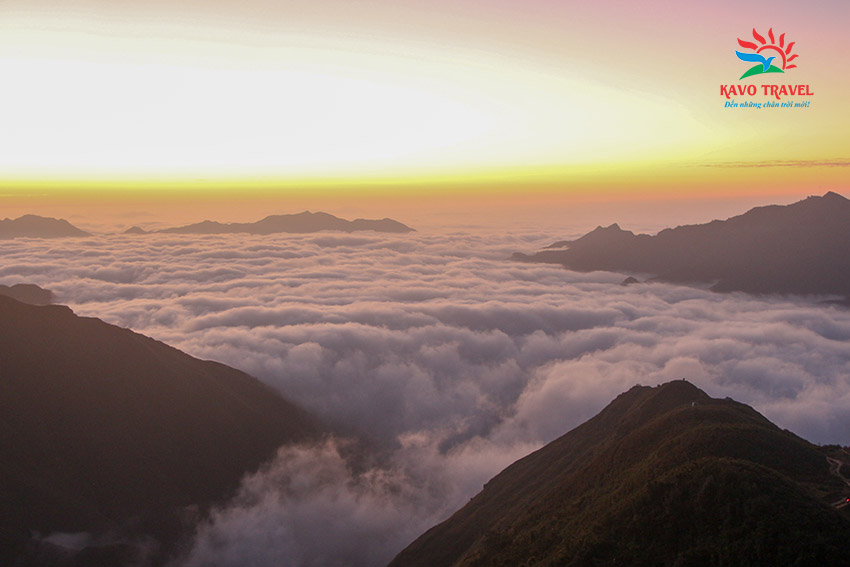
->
[513,192,850,297]
[0,296,321,565]
[0,215,90,239]
[158,211,414,234]
[389,381,850,567]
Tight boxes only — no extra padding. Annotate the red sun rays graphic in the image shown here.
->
[738,27,798,70]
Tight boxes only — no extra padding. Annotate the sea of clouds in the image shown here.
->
[2,225,849,566]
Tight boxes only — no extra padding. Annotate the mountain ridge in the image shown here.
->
[513,192,850,297]
[389,380,850,567]
[0,215,90,239]
[156,211,415,235]
[0,295,322,566]
[0,283,53,305]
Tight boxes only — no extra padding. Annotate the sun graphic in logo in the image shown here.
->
[735,28,798,80]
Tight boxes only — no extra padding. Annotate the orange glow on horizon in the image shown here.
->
[1,0,848,215]
[2,157,847,201]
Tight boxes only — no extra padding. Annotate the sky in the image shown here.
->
[1,0,849,216]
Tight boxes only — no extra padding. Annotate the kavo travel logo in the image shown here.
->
[735,27,797,80]
[720,27,813,105]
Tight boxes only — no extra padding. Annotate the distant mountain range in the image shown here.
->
[0,283,52,305]
[513,192,850,297]
[0,212,414,239]
[0,215,89,239]
[130,211,415,235]
[389,381,850,567]
[0,296,321,566]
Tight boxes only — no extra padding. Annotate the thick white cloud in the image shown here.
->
[2,226,849,566]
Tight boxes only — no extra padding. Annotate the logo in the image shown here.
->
[720,27,812,104]
[735,28,798,80]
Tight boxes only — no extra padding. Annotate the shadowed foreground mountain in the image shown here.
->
[389,381,850,567]
[0,296,320,566]
[513,192,850,297]
[0,215,89,239]
[151,211,414,235]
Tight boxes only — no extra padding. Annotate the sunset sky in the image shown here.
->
[1,0,848,218]
[3,4,850,564]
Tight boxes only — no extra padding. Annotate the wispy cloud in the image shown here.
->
[702,158,850,168]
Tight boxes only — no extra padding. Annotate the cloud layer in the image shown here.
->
[2,227,849,566]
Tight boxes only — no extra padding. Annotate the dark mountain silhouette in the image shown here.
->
[0,283,53,305]
[123,225,148,234]
[513,192,850,297]
[0,296,321,566]
[0,215,90,239]
[157,211,414,235]
[389,381,850,567]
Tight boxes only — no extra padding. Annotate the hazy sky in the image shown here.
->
[1,0,848,210]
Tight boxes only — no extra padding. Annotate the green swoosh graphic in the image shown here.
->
[739,65,785,80]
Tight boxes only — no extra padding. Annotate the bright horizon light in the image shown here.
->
[0,16,714,182]
[0,0,848,201]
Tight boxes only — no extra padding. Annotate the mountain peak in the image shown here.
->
[390,380,850,567]
[517,192,850,297]
[617,379,708,408]
[0,214,90,239]
[0,283,53,306]
[158,212,414,235]
[570,222,634,245]
[823,190,849,202]
[798,191,850,207]
[586,222,625,234]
